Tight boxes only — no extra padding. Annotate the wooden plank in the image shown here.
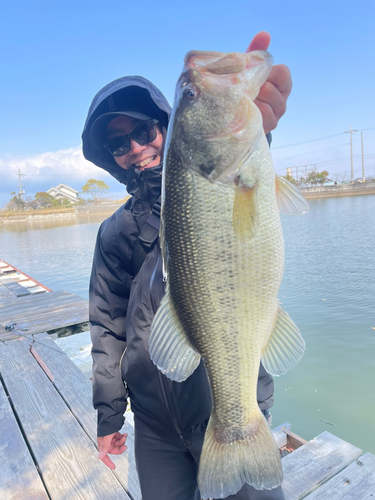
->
[3,308,89,336]
[0,284,15,301]
[0,299,88,326]
[0,279,32,297]
[0,290,74,311]
[0,383,49,500]
[29,286,49,294]
[31,332,142,500]
[0,338,131,500]
[0,292,84,318]
[0,266,14,273]
[18,279,42,288]
[305,452,375,499]
[281,431,362,500]
[272,422,292,448]
[0,261,52,292]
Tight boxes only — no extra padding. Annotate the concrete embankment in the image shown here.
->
[0,203,124,223]
[301,181,375,199]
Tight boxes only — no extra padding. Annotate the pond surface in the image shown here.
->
[1,196,375,453]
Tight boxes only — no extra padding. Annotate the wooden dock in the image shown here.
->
[0,259,88,341]
[1,262,374,499]
[0,333,374,499]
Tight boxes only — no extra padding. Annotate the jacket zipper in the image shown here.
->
[158,371,186,446]
[119,347,128,390]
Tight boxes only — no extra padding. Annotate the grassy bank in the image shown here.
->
[0,207,76,219]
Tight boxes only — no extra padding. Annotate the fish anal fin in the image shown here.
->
[261,304,306,376]
[275,175,310,215]
[149,290,201,382]
[233,182,259,239]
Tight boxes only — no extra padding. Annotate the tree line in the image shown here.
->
[283,170,331,187]
[4,179,109,211]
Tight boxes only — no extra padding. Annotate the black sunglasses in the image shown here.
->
[106,119,159,157]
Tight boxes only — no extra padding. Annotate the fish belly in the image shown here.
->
[163,157,284,497]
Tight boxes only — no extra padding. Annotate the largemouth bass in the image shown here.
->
[149,49,308,499]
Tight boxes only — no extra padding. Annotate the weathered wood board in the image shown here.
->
[304,452,375,499]
[0,278,32,296]
[0,284,15,301]
[32,332,142,500]
[0,337,131,499]
[0,383,49,500]
[281,431,363,500]
[0,290,89,340]
[272,422,292,448]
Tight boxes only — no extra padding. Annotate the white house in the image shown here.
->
[47,184,79,203]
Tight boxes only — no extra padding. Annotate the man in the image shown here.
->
[82,32,292,500]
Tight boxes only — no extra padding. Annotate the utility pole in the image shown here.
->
[345,126,357,182]
[361,132,365,182]
[17,169,25,200]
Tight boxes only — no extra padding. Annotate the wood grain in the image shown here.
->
[0,383,49,500]
[0,337,131,499]
[304,452,375,499]
[282,431,362,500]
[32,332,142,500]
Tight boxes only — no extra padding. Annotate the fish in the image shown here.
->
[149,49,309,499]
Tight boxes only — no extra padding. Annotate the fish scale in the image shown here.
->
[150,48,308,498]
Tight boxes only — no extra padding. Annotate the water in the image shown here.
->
[1,197,375,453]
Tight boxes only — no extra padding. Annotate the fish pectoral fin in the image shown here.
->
[149,290,201,382]
[233,182,259,239]
[261,304,306,376]
[275,175,310,215]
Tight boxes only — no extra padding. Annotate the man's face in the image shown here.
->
[106,115,164,171]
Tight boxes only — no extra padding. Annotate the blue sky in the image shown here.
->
[1,0,374,206]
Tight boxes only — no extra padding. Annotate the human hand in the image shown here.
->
[246,31,292,135]
[97,431,128,470]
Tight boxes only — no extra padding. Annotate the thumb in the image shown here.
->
[246,31,271,53]
[97,434,116,470]
[97,434,114,458]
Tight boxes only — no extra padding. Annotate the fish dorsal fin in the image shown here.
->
[261,304,306,376]
[149,290,201,382]
[275,175,310,215]
[233,182,259,239]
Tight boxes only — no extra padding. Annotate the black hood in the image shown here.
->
[82,76,172,186]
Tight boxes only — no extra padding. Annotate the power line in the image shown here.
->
[272,127,375,150]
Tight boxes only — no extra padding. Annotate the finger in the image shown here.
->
[109,445,127,455]
[98,451,116,470]
[257,82,287,123]
[267,64,292,97]
[254,100,277,135]
[246,31,271,53]
[115,433,128,446]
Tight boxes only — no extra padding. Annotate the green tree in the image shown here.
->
[316,170,330,185]
[82,179,109,203]
[35,192,58,208]
[7,192,26,211]
[282,174,298,186]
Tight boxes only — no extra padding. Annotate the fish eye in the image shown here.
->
[183,87,197,101]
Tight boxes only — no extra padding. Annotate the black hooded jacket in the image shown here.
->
[82,76,275,438]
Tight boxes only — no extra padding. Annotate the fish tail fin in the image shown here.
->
[198,410,282,499]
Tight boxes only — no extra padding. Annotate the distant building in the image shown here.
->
[47,184,79,203]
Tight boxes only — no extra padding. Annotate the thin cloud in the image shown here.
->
[1,146,107,181]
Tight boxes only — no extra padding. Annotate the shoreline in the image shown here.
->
[0,202,123,223]
[1,184,375,223]
[301,181,375,199]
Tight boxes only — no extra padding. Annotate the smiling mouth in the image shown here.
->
[134,156,157,168]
